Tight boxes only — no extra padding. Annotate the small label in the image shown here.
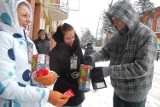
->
[64,89,75,98]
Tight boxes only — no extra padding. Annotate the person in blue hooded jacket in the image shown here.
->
[84,0,158,107]
[0,0,69,107]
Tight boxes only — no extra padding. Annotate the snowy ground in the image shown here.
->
[83,61,160,107]
[46,60,160,107]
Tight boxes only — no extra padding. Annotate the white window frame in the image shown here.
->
[148,18,153,28]
[156,16,160,31]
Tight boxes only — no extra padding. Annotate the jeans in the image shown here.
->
[113,93,146,107]
[62,103,82,107]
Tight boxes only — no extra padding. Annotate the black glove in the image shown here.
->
[84,55,92,65]
[90,67,107,90]
[90,67,103,80]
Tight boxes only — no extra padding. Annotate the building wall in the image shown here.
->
[27,0,64,49]
[33,3,41,40]
[27,0,36,39]
[154,7,160,38]
[142,6,160,39]
[27,0,49,40]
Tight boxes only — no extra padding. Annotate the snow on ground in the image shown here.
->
[46,60,160,107]
[145,61,160,107]
[82,61,160,107]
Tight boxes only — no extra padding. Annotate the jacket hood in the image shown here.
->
[0,0,32,36]
[38,29,47,36]
[53,26,80,50]
[106,0,139,33]
[37,29,49,41]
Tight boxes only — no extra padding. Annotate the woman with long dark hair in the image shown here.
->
[49,23,85,107]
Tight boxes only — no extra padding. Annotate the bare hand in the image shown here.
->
[34,72,57,86]
[48,91,69,107]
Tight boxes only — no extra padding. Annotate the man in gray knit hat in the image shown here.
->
[84,0,158,107]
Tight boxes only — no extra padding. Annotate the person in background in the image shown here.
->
[84,0,158,107]
[84,43,96,67]
[0,0,69,107]
[34,29,50,55]
[49,23,85,107]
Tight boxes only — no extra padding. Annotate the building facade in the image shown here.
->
[27,0,69,48]
[142,6,160,39]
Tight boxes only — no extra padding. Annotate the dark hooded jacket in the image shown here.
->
[84,43,96,67]
[89,0,158,102]
[34,29,50,55]
[49,26,85,106]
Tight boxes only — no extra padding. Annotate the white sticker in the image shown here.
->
[96,82,106,88]
[70,56,78,70]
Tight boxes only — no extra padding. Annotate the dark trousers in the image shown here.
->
[113,93,146,107]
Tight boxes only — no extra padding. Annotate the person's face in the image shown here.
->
[64,30,75,47]
[111,17,126,31]
[40,34,46,40]
[17,4,31,29]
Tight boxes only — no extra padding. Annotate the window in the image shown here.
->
[147,18,153,28]
[156,16,160,31]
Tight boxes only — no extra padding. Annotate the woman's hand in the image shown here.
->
[34,71,57,86]
[48,90,69,107]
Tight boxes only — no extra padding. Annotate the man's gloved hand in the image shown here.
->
[90,67,107,90]
[48,90,69,107]
[34,71,57,86]
[84,55,92,65]
[90,67,111,78]
[90,67,103,80]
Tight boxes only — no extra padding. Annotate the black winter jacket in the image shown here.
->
[34,39,50,55]
[49,38,85,106]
